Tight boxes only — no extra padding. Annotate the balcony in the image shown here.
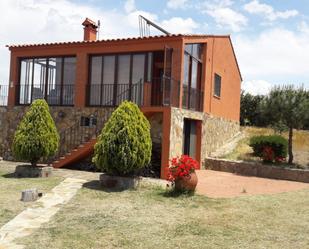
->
[182,85,203,112]
[17,84,74,106]
[87,76,181,108]
[4,76,203,111]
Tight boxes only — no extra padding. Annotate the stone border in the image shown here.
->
[15,165,53,178]
[205,157,309,183]
[99,174,169,190]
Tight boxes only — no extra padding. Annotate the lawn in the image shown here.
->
[223,127,309,168]
[20,182,309,249]
[0,163,63,227]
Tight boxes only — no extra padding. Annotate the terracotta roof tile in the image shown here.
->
[6,34,229,48]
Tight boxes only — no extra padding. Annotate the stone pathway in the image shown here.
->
[0,177,86,249]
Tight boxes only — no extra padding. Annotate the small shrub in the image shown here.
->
[12,99,59,166]
[93,101,152,176]
[249,135,288,163]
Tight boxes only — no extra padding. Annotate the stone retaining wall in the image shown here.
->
[205,157,309,183]
[0,106,163,166]
[0,106,113,160]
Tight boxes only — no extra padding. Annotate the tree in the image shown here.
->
[12,99,59,167]
[240,91,267,126]
[93,101,152,176]
[261,86,309,164]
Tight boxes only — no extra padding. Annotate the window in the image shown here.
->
[88,52,153,106]
[214,73,221,97]
[183,43,203,111]
[19,56,76,105]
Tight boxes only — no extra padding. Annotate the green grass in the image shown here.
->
[223,127,309,168]
[20,183,309,249]
[0,167,63,227]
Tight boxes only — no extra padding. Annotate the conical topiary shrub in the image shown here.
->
[12,99,59,167]
[93,101,152,176]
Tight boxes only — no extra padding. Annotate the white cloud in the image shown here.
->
[298,21,309,34]
[244,0,298,21]
[200,1,247,32]
[161,17,199,33]
[205,7,247,32]
[242,80,271,95]
[167,0,188,9]
[124,0,135,13]
[234,28,309,90]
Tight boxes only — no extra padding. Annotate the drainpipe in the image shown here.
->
[209,38,215,113]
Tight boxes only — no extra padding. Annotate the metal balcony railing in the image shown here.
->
[17,84,74,106]
[182,85,204,111]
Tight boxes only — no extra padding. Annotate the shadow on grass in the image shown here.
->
[158,188,196,198]
[2,172,17,178]
[82,180,133,193]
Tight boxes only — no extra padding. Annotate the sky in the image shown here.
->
[0,0,308,95]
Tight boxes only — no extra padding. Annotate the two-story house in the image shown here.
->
[0,18,241,178]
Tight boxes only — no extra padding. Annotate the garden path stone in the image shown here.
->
[0,177,86,249]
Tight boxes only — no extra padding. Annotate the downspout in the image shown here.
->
[209,37,215,113]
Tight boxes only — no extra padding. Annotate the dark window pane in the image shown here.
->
[132,54,145,104]
[117,55,130,84]
[62,57,76,105]
[132,54,145,84]
[102,55,115,105]
[214,73,221,97]
[117,55,131,104]
[103,56,115,84]
[90,56,102,105]
[90,56,102,85]
[184,54,190,86]
[147,52,152,82]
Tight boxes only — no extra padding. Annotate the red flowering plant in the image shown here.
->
[167,155,198,182]
[262,146,286,163]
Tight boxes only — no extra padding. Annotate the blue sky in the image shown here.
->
[0,0,308,95]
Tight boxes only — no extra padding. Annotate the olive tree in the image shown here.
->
[261,86,309,164]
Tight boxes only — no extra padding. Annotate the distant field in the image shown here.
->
[223,127,309,168]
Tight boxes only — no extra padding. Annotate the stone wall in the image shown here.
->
[203,115,240,157]
[0,106,164,170]
[169,108,205,159]
[170,108,239,168]
[147,113,163,177]
[0,106,113,160]
[205,157,309,183]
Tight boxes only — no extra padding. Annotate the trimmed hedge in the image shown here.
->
[12,99,59,166]
[249,135,288,163]
[93,101,152,176]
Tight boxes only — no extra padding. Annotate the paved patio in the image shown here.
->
[196,170,309,198]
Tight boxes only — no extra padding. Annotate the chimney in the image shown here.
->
[82,18,98,41]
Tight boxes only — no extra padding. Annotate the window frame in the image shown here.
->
[87,51,152,107]
[183,43,204,110]
[213,73,222,98]
[18,55,76,106]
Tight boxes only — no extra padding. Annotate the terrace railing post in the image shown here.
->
[161,76,165,106]
[139,79,143,106]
